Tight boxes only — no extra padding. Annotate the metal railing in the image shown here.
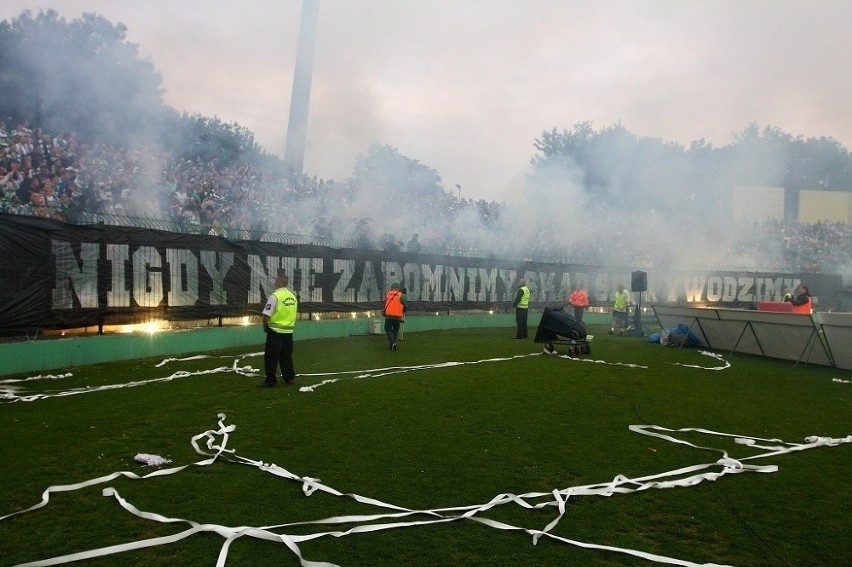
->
[0,208,801,271]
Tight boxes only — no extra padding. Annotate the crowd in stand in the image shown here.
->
[0,118,507,250]
[2,119,851,275]
[736,219,852,274]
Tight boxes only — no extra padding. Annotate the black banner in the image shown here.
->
[0,215,842,330]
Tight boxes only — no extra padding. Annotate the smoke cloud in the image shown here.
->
[2,4,850,281]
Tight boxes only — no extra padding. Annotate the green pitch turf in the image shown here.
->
[0,326,849,566]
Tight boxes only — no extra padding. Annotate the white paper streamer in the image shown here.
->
[545,352,649,369]
[3,415,849,567]
[0,372,73,384]
[299,352,652,392]
[669,350,731,371]
[154,353,263,368]
[1,358,260,403]
[2,348,723,403]
[299,354,542,392]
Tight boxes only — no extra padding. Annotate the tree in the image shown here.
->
[0,9,280,169]
[784,135,851,190]
[530,121,852,223]
[531,122,692,213]
[350,144,446,201]
[0,9,166,145]
[162,112,266,168]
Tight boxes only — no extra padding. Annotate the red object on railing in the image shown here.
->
[757,301,795,313]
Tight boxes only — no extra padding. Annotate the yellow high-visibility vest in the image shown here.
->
[268,288,297,333]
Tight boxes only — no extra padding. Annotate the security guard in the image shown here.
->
[512,278,530,338]
[569,283,589,322]
[611,284,630,335]
[383,282,406,351]
[258,271,298,387]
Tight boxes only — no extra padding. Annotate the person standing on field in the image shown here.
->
[611,284,630,335]
[569,283,589,322]
[513,278,530,339]
[383,282,406,351]
[258,271,298,387]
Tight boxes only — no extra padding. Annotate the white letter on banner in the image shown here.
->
[200,251,233,305]
[684,276,706,302]
[302,257,324,303]
[332,259,355,302]
[664,275,680,303]
[133,246,164,307]
[523,271,538,298]
[500,269,518,302]
[478,268,498,302]
[722,277,737,302]
[465,267,479,301]
[382,262,404,290]
[762,276,798,301]
[247,255,274,304]
[358,261,381,302]
[558,272,572,301]
[167,249,199,306]
[706,276,723,302]
[106,244,130,307]
[402,263,421,299]
[280,257,322,302]
[421,264,444,301]
[445,265,464,301]
[51,240,99,309]
[737,277,755,302]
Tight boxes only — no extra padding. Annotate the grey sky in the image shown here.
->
[3,1,851,203]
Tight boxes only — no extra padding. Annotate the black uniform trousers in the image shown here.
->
[264,330,295,384]
[515,307,528,338]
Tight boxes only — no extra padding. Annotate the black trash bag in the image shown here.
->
[534,307,586,344]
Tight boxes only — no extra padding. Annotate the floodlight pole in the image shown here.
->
[283,0,321,178]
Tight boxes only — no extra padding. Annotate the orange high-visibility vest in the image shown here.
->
[792,298,811,314]
[384,290,404,318]
[570,289,589,307]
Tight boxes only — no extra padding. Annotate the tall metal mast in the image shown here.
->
[283,0,320,177]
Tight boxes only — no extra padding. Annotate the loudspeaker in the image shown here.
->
[631,271,647,292]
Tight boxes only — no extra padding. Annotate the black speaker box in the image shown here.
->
[631,271,647,292]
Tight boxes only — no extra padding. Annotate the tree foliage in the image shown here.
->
[161,112,265,168]
[0,9,165,144]
[351,143,446,200]
[0,9,270,167]
[531,122,852,217]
